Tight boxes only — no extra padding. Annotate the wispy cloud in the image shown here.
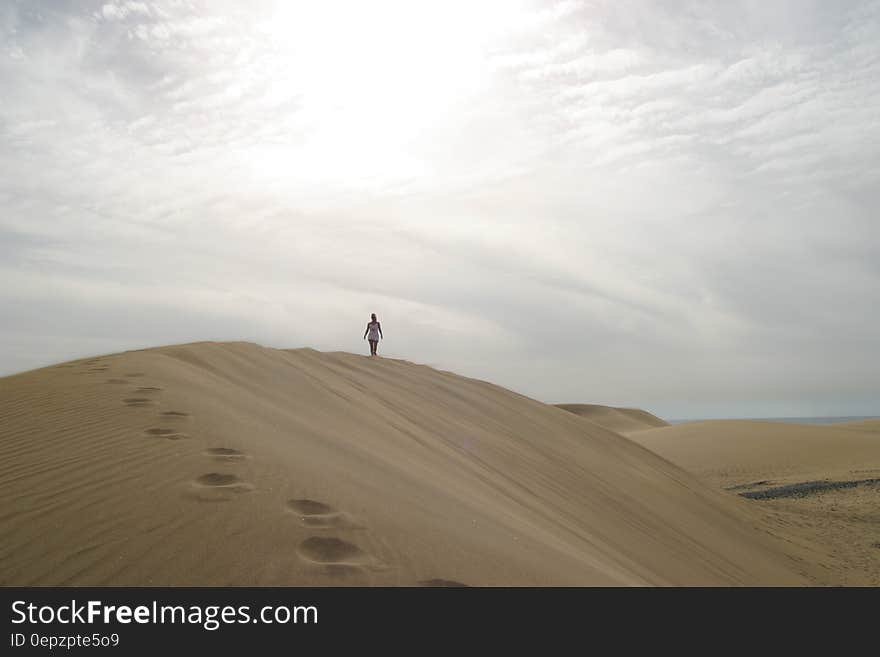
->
[1,0,878,417]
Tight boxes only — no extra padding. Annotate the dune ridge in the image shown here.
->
[0,342,813,586]
[555,403,669,434]
[629,420,880,484]
[833,419,880,434]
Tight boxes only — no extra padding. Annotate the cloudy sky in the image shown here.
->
[2,0,878,419]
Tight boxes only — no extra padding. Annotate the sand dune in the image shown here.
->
[555,403,669,434]
[630,420,880,585]
[833,419,880,434]
[629,420,880,485]
[0,342,814,586]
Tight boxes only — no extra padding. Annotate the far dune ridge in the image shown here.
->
[833,419,880,434]
[0,342,813,586]
[629,420,880,485]
[555,403,669,434]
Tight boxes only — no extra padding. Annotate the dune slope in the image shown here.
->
[0,343,810,586]
[630,420,880,585]
[555,404,669,434]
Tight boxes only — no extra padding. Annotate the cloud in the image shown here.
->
[98,2,151,22]
[1,0,879,418]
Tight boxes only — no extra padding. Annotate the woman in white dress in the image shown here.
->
[363,313,383,356]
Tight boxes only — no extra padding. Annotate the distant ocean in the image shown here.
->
[668,416,879,425]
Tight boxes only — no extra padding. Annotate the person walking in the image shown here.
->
[363,313,383,356]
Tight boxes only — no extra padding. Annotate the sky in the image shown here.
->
[1,0,878,419]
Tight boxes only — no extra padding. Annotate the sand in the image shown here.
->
[630,420,880,585]
[556,404,668,433]
[629,420,880,484]
[0,342,814,586]
[834,419,880,434]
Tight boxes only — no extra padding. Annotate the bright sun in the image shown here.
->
[250,0,530,188]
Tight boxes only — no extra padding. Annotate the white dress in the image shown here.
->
[367,321,381,340]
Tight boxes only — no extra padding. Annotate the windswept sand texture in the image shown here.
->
[630,420,880,585]
[834,419,880,434]
[0,342,817,586]
[555,404,669,434]
[629,420,880,484]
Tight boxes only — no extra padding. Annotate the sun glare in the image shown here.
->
[249,0,530,186]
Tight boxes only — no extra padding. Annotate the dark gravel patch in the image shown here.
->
[726,480,774,491]
[739,478,880,500]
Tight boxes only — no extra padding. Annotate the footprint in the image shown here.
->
[87,367,109,373]
[124,398,153,407]
[187,472,253,502]
[105,378,129,385]
[161,411,189,418]
[286,499,363,529]
[289,499,335,515]
[297,537,366,564]
[144,427,188,440]
[197,473,243,486]
[419,579,468,587]
[192,472,253,492]
[205,447,247,462]
[136,386,162,393]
